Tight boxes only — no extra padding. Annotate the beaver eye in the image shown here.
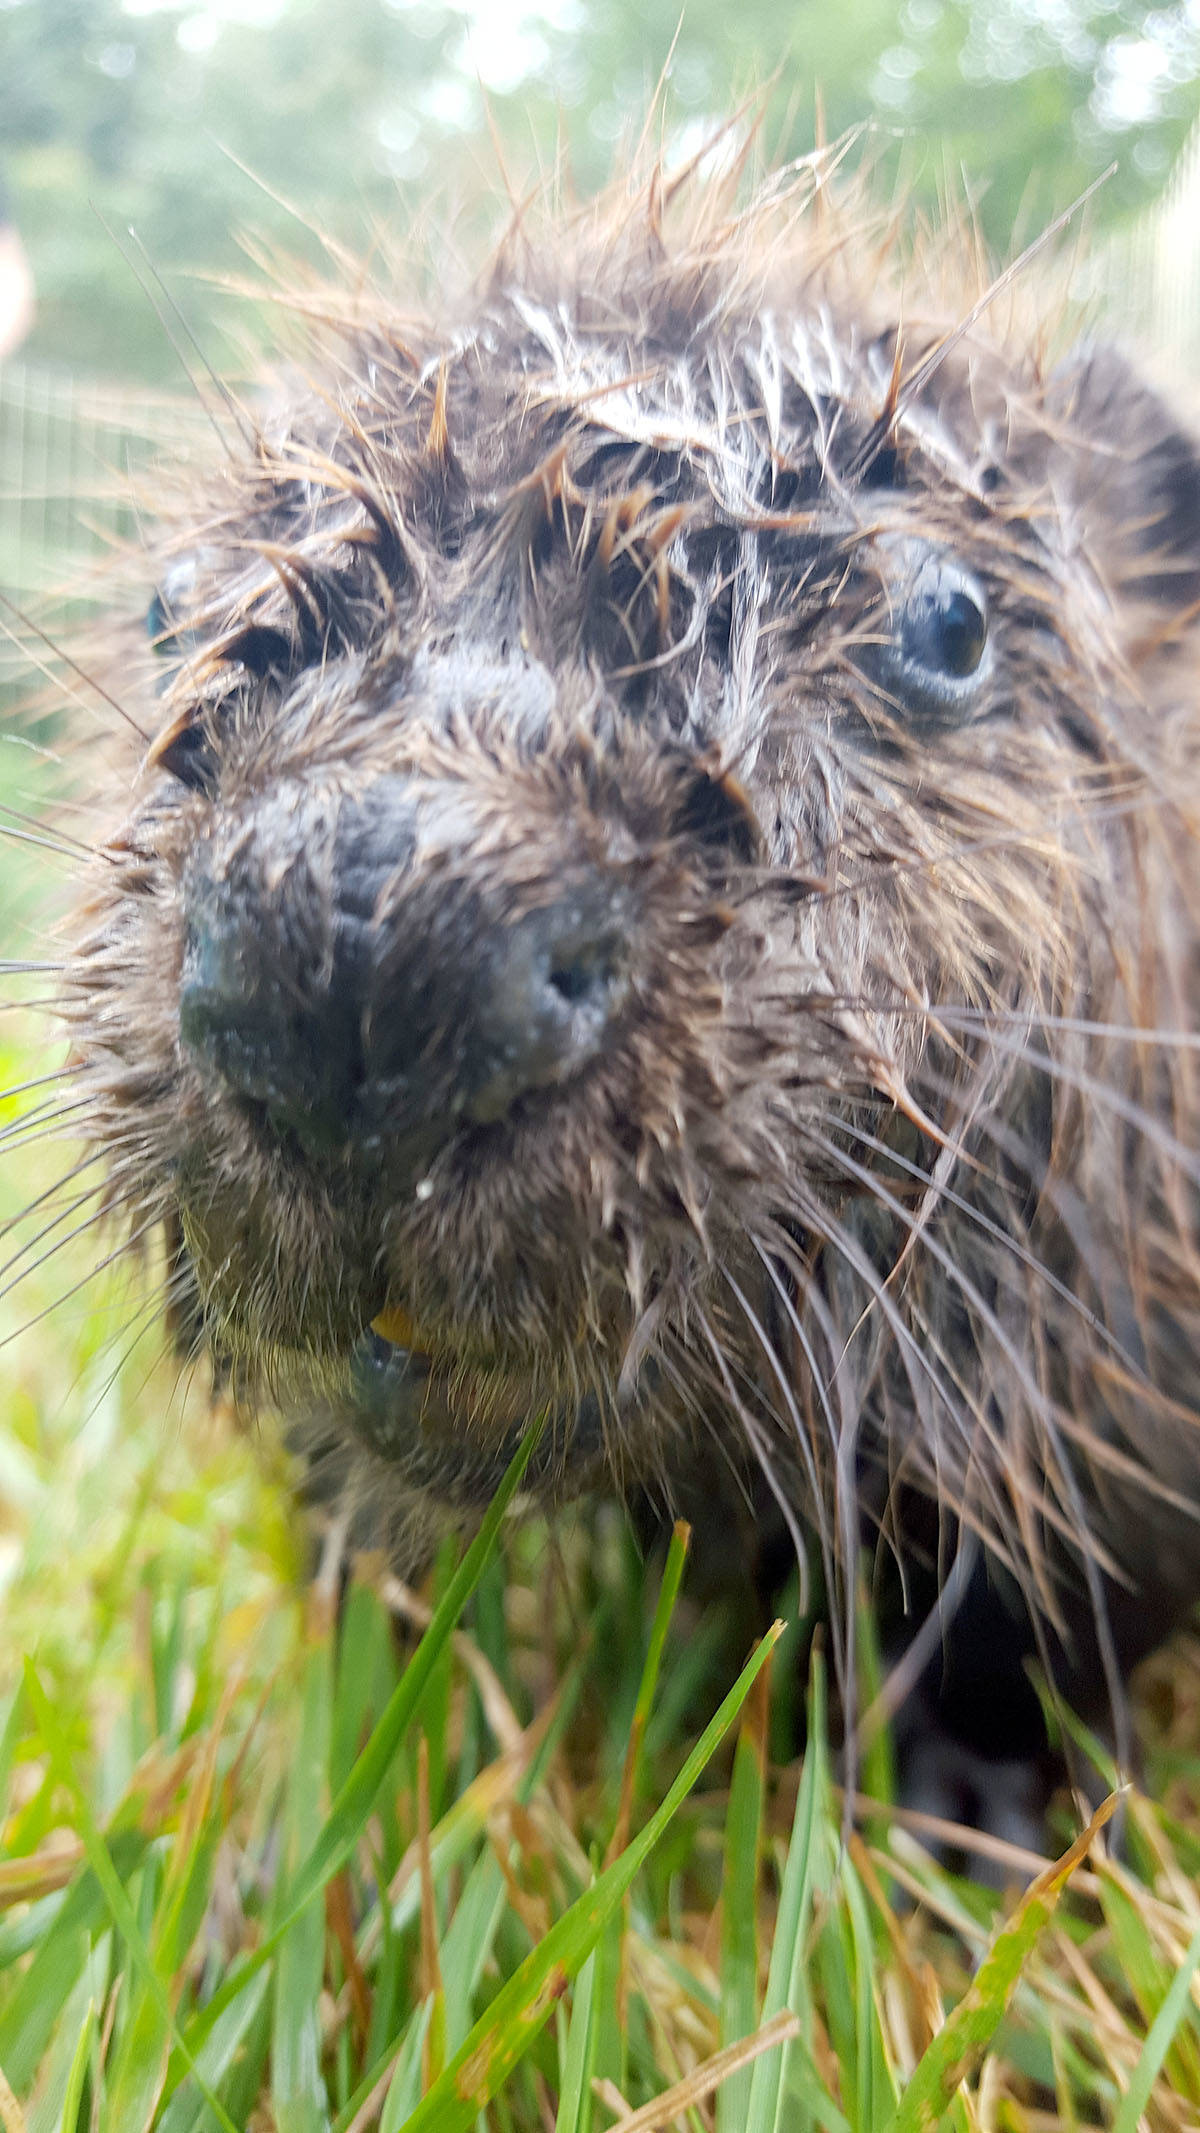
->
[853,540,993,729]
[900,557,988,680]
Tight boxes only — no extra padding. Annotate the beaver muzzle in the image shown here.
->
[178,773,636,1174]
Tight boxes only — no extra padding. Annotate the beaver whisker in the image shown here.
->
[0,592,149,746]
[718,1260,828,1529]
[0,1095,96,1155]
[916,1029,1200,1192]
[688,1292,819,1610]
[0,1148,109,1254]
[794,1123,1163,1648]
[749,1203,1019,1623]
[861,1000,1200,1049]
[727,797,1154,912]
[784,1143,1051,1512]
[0,819,97,866]
[748,1236,849,1472]
[834,1114,1156,1388]
[803,1123,1076,1422]
[0,1208,163,1349]
[0,1064,82,1106]
[0,1176,153,1300]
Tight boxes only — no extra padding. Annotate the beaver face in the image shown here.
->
[66,171,1200,1629]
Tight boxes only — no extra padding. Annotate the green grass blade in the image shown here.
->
[594,1520,691,2104]
[0,1913,92,2095]
[553,1950,597,2133]
[330,1582,396,1794]
[889,1802,1113,2132]
[279,1416,546,1919]
[1110,1921,1200,2133]
[0,1684,24,1821]
[378,2002,435,2133]
[0,1837,149,2088]
[587,1909,626,2122]
[55,1994,96,2133]
[21,1663,237,2133]
[174,1415,545,2075]
[401,1621,783,2133]
[24,1956,104,2133]
[439,1849,507,2054]
[1099,1868,1176,2023]
[106,1764,223,2131]
[843,1848,895,2130]
[271,1597,335,2133]
[745,1651,831,2133]
[607,1521,691,1851]
[329,2003,435,2133]
[1099,1864,1200,2094]
[156,1973,272,2133]
[717,1667,767,2133]
[103,1979,172,2133]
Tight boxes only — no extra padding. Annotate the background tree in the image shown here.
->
[2,0,1199,377]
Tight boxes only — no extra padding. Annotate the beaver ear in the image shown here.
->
[1047,346,1200,614]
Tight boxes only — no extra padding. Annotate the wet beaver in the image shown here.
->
[55,148,1200,1845]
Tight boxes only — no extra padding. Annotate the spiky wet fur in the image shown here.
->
[53,145,1200,1770]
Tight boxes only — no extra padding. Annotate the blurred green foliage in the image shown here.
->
[3,0,1200,378]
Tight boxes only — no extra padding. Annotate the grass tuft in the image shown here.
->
[2,999,1200,2129]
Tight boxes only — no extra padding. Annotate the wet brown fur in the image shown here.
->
[47,143,1200,1786]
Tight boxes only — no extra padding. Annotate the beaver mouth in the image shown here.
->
[360,1304,547,1433]
[371,1302,436,1357]
[342,1305,613,1512]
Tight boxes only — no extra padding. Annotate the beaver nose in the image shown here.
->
[178,782,633,1158]
[178,871,359,1152]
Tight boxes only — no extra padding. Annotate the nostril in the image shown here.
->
[547,934,624,1007]
[456,902,632,1126]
